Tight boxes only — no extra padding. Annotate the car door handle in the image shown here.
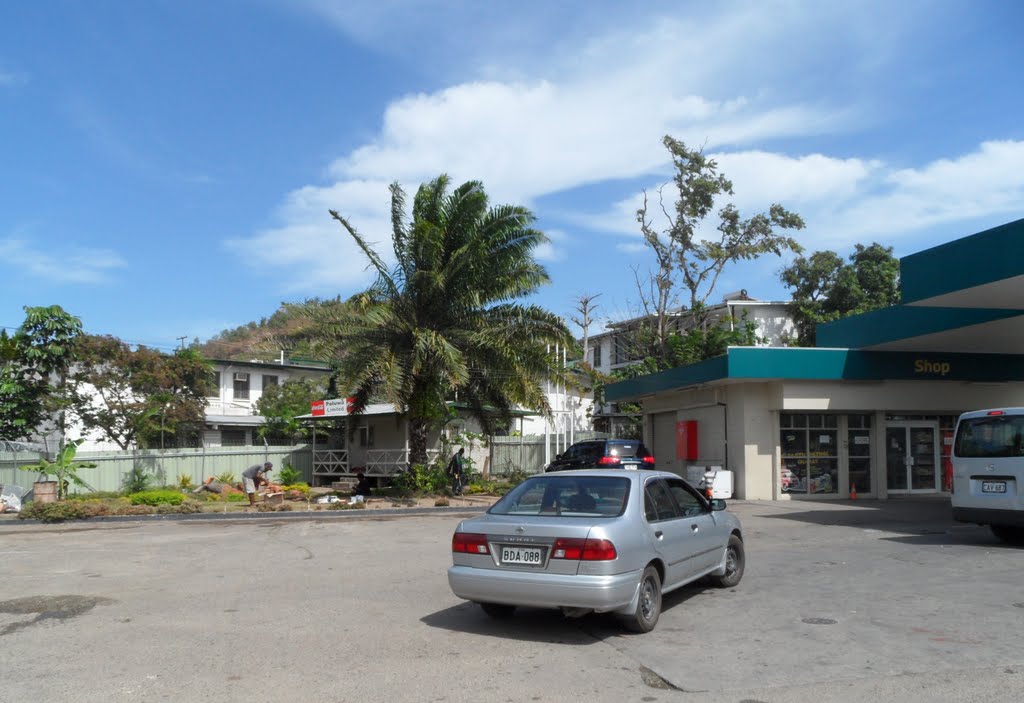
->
[654,531,663,539]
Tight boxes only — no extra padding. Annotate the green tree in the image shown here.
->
[633,136,805,369]
[63,336,214,449]
[303,175,573,465]
[0,305,83,440]
[781,243,901,346]
[254,377,327,442]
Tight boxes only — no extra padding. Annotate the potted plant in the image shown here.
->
[19,439,98,502]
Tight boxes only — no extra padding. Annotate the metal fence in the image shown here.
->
[0,445,314,496]
[488,432,609,476]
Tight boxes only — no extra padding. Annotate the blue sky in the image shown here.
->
[2,1,1023,352]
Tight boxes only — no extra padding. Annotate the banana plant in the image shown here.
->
[19,439,98,499]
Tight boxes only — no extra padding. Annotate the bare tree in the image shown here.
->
[569,293,602,367]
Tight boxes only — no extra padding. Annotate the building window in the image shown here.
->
[592,343,602,368]
[262,375,279,391]
[233,372,250,400]
[780,413,839,494]
[210,371,222,397]
[847,414,873,494]
[221,429,247,446]
[359,425,375,447]
[613,335,631,365]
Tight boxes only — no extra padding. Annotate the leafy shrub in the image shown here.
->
[277,464,302,485]
[282,482,310,495]
[156,502,202,514]
[326,500,366,510]
[223,493,247,503]
[503,468,532,486]
[214,472,237,485]
[178,473,196,490]
[256,503,293,512]
[129,490,185,506]
[391,464,448,494]
[117,504,156,516]
[19,501,89,522]
[65,491,123,501]
[122,465,154,494]
[434,497,450,507]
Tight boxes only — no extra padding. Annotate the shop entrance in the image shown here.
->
[885,422,940,493]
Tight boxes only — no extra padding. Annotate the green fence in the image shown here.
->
[0,446,313,496]
[488,432,608,476]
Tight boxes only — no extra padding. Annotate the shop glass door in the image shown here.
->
[885,423,939,493]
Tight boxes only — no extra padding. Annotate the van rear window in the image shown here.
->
[954,416,1024,458]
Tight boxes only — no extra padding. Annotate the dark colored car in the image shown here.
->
[545,439,654,472]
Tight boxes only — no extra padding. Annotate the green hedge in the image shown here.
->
[128,490,186,506]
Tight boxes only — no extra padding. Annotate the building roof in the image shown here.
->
[209,358,331,372]
[816,217,1024,354]
[605,346,1024,402]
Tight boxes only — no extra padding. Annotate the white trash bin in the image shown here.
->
[702,468,733,499]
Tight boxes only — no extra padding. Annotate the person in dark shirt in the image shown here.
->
[353,472,372,497]
[447,448,466,496]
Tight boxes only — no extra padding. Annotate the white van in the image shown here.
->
[951,408,1024,544]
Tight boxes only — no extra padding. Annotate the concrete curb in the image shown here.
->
[0,504,490,528]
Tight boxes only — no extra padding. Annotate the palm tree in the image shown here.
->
[309,175,573,465]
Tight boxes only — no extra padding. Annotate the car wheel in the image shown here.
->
[991,525,1024,545]
[480,602,516,619]
[709,534,745,588]
[622,565,661,633]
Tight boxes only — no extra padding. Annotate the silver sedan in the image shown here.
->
[448,469,744,632]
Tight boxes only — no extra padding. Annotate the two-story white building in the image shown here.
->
[203,357,331,447]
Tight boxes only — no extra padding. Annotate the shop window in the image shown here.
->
[848,414,872,494]
[781,413,838,495]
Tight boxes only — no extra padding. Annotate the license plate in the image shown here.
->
[500,546,543,565]
[982,481,1007,493]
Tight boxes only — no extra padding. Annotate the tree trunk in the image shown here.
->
[408,418,431,467]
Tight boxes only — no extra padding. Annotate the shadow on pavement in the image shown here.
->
[421,582,704,642]
[751,497,955,535]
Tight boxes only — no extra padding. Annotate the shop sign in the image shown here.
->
[310,398,355,416]
[914,359,952,376]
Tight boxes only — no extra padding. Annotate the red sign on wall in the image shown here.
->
[676,420,698,460]
[310,398,356,417]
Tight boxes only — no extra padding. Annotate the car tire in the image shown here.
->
[480,602,516,619]
[991,525,1024,545]
[622,565,661,633]
[709,534,745,588]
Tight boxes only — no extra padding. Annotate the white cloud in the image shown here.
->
[0,239,127,284]
[239,1,999,291]
[224,179,394,293]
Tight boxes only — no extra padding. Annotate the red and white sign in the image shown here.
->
[310,398,356,417]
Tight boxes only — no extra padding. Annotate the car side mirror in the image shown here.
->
[555,453,564,461]
[709,498,727,511]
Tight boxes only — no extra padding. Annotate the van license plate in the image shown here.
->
[982,481,1007,493]
[501,546,543,565]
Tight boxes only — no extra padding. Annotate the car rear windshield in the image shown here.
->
[608,441,641,457]
[489,476,631,517]
[954,415,1024,458]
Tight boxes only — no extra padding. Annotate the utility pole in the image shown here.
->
[176,336,187,350]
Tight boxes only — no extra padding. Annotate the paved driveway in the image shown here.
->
[2,498,1022,702]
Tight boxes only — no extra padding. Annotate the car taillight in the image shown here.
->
[452,532,490,554]
[551,537,617,561]
[988,410,1006,416]
[642,455,655,465]
[597,456,620,466]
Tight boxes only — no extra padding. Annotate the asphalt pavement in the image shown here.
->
[2,496,1022,703]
